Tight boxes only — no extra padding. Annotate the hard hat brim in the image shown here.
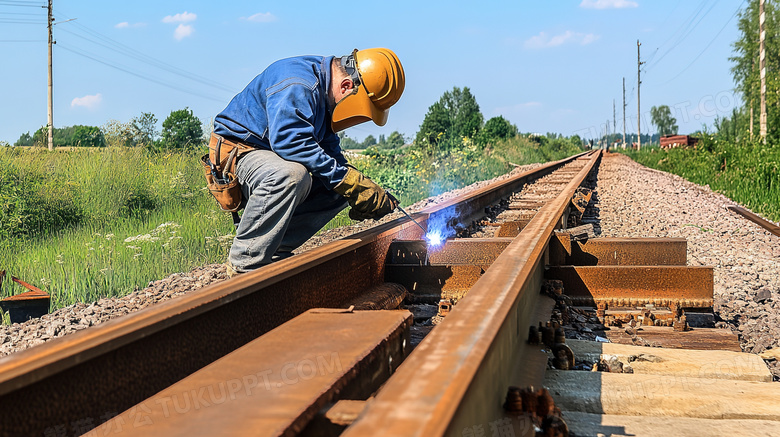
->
[331,84,389,132]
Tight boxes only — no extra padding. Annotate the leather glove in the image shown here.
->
[333,167,397,221]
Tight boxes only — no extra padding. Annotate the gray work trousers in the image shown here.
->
[228,149,348,272]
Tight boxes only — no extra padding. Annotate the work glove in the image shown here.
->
[333,167,397,221]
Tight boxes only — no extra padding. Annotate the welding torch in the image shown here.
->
[387,192,426,234]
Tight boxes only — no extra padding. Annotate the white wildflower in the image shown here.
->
[124,234,159,243]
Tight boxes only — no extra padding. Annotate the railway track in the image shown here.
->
[0,150,776,437]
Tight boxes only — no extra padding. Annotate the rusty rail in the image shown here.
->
[0,152,593,436]
[727,205,780,237]
[343,152,602,436]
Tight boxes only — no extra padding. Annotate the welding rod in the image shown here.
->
[388,193,426,233]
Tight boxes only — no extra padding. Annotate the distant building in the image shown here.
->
[660,135,699,149]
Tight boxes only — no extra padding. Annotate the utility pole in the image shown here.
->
[622,77,626,149]
[613,99,616,135]
[47,0,54,151]
[636,40,641,150]
[760,0,767,142]
[637,40,644,150]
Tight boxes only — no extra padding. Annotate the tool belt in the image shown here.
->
[201,133,256,212]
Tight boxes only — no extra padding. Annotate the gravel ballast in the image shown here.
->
[1,154,778,380]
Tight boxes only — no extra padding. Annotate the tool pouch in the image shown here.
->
[201,154,243,212]
[201,134,255,212]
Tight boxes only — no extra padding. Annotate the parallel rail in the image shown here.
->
[0,151,595,436]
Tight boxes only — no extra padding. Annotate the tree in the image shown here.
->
[415,101,451,147]
[729,0,780,142]
[478,116,516,144]
[441,86,483,139]
[131,112,159,148]
[70,125,106,147]
[415,86,484,150]
[102,120,136,147]
[161,108,203,149]
[384,131,405,149]
[650,105,679,137]
[14,132,33,147]
[337,132,361,149]
[361,135,377,149]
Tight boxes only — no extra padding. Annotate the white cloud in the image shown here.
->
[580,0,638,9]
[71,93,102,110]
[524,31,600,49]
[162,11,197,23]
[173,24,194,40]
[115,22,145,29]
[241,12,277,23]
[163,12,196,40]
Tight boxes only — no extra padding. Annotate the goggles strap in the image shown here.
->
[340,50,361,88]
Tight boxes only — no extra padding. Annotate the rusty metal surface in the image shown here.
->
[0,277,51,324]
[545,266,713,307]
[3,276,49,300]
[388,238,513,266]
[385,264,485,302]
[343,283,407,310]
[98,309,411,436]
[550,237,688,266]
[604,326,742,352]
[496,220,529,237]
[727,205,780,237]
[0,152,590,437]
[343,151,602,437]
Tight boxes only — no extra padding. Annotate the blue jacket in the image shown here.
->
[214,55,348,189]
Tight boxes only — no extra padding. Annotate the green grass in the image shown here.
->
[0,147,235,311]
[620,136,780,222]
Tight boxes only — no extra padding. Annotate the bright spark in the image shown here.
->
[425,231,444,247]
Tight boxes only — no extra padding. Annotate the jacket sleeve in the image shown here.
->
[265,82,348,189]
[319,131,348,166]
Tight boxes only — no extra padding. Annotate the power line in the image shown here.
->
[57,26,235,94]
[0,2,45,6]
[57,44,227,103]
[660,1,745,85]
[53,9,234,93]
[645,0,719,73]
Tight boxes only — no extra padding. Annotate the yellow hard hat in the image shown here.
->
[331,48,406,132]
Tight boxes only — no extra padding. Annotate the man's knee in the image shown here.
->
[281,163,311,197]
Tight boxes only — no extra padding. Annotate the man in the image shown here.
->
[212,48,405,276]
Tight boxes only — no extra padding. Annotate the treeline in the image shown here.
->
[11,108,205,151]
[15,125,105,148]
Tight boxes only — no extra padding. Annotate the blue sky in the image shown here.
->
[0,0,745,144]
